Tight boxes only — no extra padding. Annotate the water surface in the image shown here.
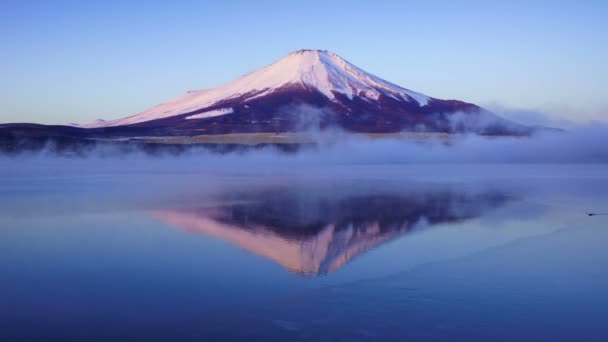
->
[1,163,607,340]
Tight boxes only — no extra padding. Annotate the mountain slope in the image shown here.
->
[86,49,529,135]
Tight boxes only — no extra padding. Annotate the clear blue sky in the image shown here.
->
[1,0,606,125]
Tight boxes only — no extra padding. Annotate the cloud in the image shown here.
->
[483,103,584,129]
[277,104,336,131]
[301,123,608,164]
[4,122,608,164]
[3,102,608,164]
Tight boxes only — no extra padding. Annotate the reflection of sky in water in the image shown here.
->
[1,164,607,340]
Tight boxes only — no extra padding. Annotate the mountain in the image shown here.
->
[85,49,529,135]
[0,49,533,150]
[81,119,106,128]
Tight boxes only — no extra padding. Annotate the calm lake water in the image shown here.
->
[1,161,607,341]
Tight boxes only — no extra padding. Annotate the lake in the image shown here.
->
[1,160,607,341]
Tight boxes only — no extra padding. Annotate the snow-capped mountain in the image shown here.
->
[85,49,529,135]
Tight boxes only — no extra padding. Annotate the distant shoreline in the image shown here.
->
[0,123,532,157]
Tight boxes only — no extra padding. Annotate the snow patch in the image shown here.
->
[185,108,234,120]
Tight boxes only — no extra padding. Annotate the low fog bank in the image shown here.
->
[2,123,608,165]
[311,123,608,164]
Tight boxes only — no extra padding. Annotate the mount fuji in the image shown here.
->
[1,49,533,152]
[81,49,529,135]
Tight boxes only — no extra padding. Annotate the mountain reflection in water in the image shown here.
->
[153,183,512,275]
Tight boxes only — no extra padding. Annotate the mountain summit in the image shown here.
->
[86,49,528,135]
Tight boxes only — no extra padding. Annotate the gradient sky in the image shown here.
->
[1,0,606,125]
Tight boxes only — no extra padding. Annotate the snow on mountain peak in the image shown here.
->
[237,49,429,104]
[95,50,431,127]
